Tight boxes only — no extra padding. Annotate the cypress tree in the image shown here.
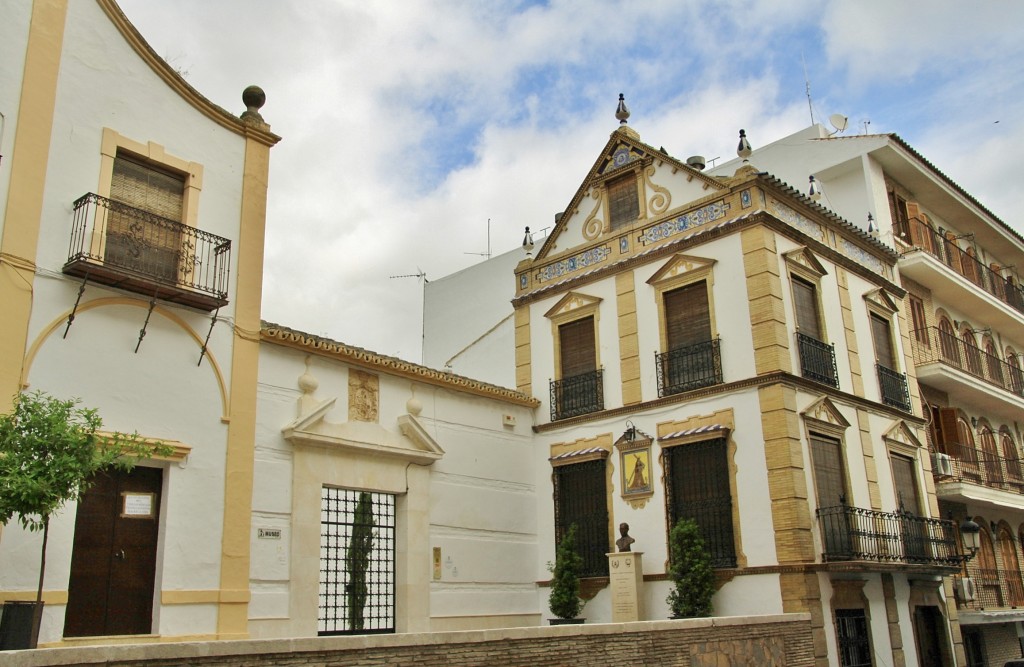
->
[346,492,375,631]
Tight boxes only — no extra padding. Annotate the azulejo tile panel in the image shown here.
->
[638,200,730,246]
[535,245,612,283]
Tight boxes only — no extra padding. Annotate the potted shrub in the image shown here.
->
[548,524,585,624]
[666,517,715,619]
[0,391,169,649]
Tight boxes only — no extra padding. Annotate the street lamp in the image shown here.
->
[960,516,981,562]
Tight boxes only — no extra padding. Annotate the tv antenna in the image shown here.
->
[464,218,492,260]
[389,268,428,283]
[801,52,815,125]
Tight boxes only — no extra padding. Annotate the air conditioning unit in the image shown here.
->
[955,577,977,602]
[932,452,954,478]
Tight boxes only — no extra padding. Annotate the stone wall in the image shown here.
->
[5,614,812,667]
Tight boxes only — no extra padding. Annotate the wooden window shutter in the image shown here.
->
[664,281,711,350]
[909,296,928,344]
[936,408,959,453]
[607,174,639,230]
[112,153,185,220]
[890,453,921,513]
[810,434,846,507]
[559,317,596,378]
[792,276,821,340]
[870,313,895,369]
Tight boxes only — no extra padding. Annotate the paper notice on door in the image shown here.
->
[122,492,155,518]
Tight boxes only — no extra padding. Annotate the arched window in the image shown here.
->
[977,524,1003,606]
[984,338,1004,385]
[1003,429,1023,488]
[998,526,1024,606]
[956,416,980,475]
[1008,351,1024,396]
[939,318,960,365]
[979,425,1002,486]
[960,327,983,376]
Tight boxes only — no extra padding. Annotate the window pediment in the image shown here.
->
[883,419,922,450]
[801,396,851,431]
[544,291,602,323]
[864,288,900,316]
[783,247,828,280]
[647,253,717,288]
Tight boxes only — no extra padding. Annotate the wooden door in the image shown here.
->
[64,466,162,637]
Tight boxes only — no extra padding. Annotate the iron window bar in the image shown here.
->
[550,369,604,421]
[816,503,961,567]
[796,331,839,388]
[655,338,723,397]
[876,363,911,411]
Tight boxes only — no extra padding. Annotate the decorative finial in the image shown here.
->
[808,175,822,202]
[867,213,878,236]
[240,85,267,125]
[522,226,535,257]
[737,129,752,160]
[615,93,630,125]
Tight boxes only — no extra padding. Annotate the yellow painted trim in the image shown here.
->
[215,132,273,638]
[20,297,229,420]
[95,0,280,147]
[545,292,602,381]
[0,0,68,408]
[0,590,68,604]
[514,306,532,396]
[615,272,641,405]
[647,254,718,354]
[161,590,220,604]
[94,431,191,462]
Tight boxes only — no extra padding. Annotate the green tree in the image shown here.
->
[0,391,170,609]
[548,523,584,620]
[346,491,375,631]
[666,517,715,618]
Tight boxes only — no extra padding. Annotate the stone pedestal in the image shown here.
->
[607,551,644,622]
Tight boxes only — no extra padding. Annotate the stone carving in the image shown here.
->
[349,370,379,423]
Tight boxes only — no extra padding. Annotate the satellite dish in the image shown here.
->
[829,114,849,133]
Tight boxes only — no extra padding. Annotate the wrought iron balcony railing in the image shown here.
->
[933,441,1024,494]
[816,503,961,568]
[796,332,839,388]
[655,338,723,397]
[955,568,1024,610]
[895,216,1024,313]
[550,369,603,421]
[63,193,231,310]
[876,363,911,411]
[910,325,1024,398]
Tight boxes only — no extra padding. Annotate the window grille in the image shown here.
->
[835,609,873,667]
[553,460,609,577]
[319,487,396,635]
[664,437,736,568]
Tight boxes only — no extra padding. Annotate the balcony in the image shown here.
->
[796,332,839,388]
[816,503,961,570]
[876,363,911,411]
[897,216,1024,332]
[955,569,1024,611]
[910,326,1024,421]
[550,369,603,421]
[63,193,231,311]
[932,442,1024,508]
[655,338,723,397]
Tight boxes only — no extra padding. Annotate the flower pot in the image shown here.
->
[548,618,585,625]
[0,601,44,650]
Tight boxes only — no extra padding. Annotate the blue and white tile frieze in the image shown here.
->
[638,200,730,245]
[839,238,885,275]
[768,199,825,242]
[535,245,612,283]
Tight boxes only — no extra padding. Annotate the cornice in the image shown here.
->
[97,0,281,147]
[261,322,540,408]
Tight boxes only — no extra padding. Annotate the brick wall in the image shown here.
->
[980,622,1022,667]
[5,614,813,667]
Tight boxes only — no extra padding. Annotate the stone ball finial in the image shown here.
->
[298,356,318,395]
[406,385,423,416]
[241,85,267,124]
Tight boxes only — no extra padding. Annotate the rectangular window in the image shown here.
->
[664,438,736,568]
[657,281,722,395]
[553,460,609,577]
[869,313,895,370]
[890,453,921,513]
[107,152,184,282]
[552,316,602,420]
[607,174,639,230]
[319,487,396,635]
[559,317,596,378]
[836,609,873,667]
[792,276,821,340]
[811,434,846,508]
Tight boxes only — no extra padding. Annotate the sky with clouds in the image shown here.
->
[118,0,1024,365]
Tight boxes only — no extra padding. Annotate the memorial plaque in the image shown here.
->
[607,551,644,622]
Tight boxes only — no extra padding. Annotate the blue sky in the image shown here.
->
[118,0,1024,364]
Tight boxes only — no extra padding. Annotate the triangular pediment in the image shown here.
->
[283,400,444,465]
[544,291,602,320]
[647,253,717,286]
[864,288,900,315]
[534,128,727,260]
[882,420,922,449]
[801,396,851,429]
[783,247,828,279]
